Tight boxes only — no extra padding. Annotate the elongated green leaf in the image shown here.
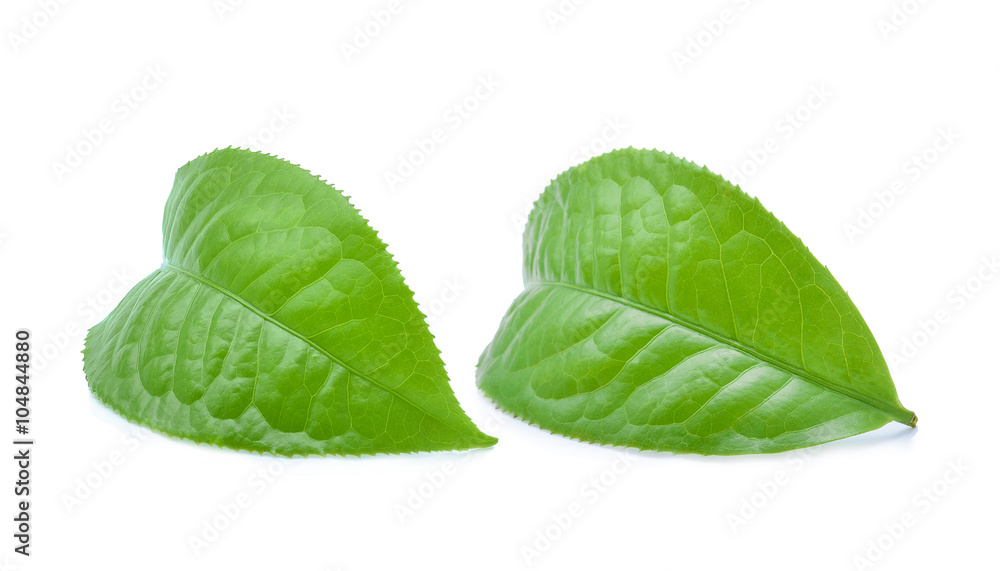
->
[84,148,496,455]
[477,148,915,455]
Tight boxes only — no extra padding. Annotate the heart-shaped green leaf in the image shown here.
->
[477,148,915,455]
[84,148,496,455]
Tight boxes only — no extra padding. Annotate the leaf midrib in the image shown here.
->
[532,280,916,426]
[163,263,467,433]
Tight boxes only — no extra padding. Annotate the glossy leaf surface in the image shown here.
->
[85,148,496,455]
[477,148,915,454]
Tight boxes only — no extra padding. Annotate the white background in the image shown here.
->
[2,1,998,569]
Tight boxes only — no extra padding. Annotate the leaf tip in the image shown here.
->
[472,432,500,448]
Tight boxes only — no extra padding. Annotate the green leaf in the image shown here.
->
[84,148,496,456]
[477,148,915,455]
